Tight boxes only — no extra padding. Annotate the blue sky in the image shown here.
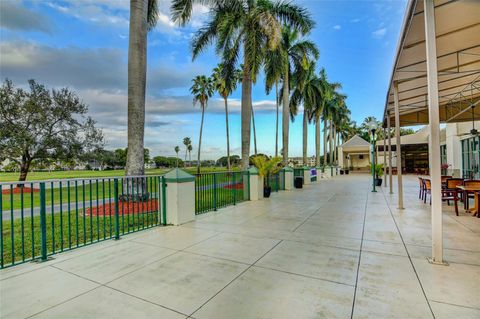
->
[0,0,407,159]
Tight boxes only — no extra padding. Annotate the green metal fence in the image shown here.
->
[0,175,166,269]
[266,172,285,192]
[195,171,249,214]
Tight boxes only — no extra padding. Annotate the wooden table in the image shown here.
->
[456,186,480,218]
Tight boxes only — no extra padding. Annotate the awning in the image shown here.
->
[383,0,480,127]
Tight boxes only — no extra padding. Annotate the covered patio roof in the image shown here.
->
[383,0,480,127]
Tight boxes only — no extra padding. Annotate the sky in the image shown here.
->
[0,0,408,160]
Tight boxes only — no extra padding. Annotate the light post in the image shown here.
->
[367,119,379,192]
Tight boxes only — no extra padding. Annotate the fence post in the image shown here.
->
[232,173,236,205]
[161,176,167,225]
[39,182,47,261]
[213,173,217,211]
[114,178,120,240]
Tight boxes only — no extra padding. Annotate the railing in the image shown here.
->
[195,171,249,214]
[266,172,285,192]
[0,175,166,269]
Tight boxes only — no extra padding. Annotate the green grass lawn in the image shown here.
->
[0,167,233,182]
[1,167,241,211]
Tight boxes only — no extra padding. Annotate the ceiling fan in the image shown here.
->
[459,104,479,136]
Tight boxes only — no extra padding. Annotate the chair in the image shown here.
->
[424,179,432,204]
[418,177,424,200]
[462,180,480,210]
[442,178,463,216]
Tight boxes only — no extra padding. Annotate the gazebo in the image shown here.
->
[382,0,480,264]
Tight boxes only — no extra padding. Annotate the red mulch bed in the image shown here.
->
[85,199,159,216]
[2,187,40,195]
[223,183,244,190]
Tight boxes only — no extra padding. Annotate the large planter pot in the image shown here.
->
[340,169,344,175]
[345,170,349,175]
[263,186,272,198]
[375,178,383,186]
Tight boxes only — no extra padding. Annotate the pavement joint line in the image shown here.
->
[251,264,356,288]
[24,285,103,319]
[187,240,284,318]
[290,194,336,232]
[0,240,124,282]
[380,186,436,319]
[428,299,480,311]
[349,185,369,319]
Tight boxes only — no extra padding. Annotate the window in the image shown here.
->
[440,144,447,166]
[461,137,480,179]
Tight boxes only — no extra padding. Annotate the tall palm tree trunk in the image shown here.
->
[197,104,205,174]
[125,0,148,177]
[251,105,258,156]
[275,82,279,158]
[329,120,334,164]
[315,115,320,167]
[333,124,337,164]
[241,60,252,169]
[282,68,290,165]
[224,97,231,170]
[323,118,328,166]
[302,110,308,166]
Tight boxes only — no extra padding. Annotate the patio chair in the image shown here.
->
[462,180,480,210]
[424,179,432,204]
[442,178,463,216]
[418,177,425,200]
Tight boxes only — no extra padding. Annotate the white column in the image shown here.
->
[388,112,393,194]
[393,82,404,209]
[424,0,444,264]
[383,129,387,187]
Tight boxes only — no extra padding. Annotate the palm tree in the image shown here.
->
[171,0,314,168]
[125,0,158,177]
[312,69,327,167]
[321,81,342,166]
[174,145,180,167]
[279,27,319,165]
[212,64,239,171]
[191,75,214,174]
[265,44,287,158]
[183,137,191,162]
[330,96,348,164]
[290,59,321,166]
[187,144,193,165]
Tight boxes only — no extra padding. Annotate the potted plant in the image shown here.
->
[251,155,283,198]
[373,163,384,186]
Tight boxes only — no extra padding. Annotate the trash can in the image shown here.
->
[294,176,303,189]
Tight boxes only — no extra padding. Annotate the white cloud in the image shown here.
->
[0,1,53,33]
[333,25,341,30]
[350,18,360,23]
[372,27,387,39]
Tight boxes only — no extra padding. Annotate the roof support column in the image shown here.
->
[383,128,387,187]
[424,0,445,265]
[393,82,404,209]
[387,111,393,194]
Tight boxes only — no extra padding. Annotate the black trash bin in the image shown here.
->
[294,176,303,188]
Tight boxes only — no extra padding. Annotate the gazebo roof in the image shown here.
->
[340,135,370,149]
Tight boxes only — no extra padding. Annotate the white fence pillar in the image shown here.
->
[164,169,195,225]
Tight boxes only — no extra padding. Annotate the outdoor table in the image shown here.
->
[456,185,480,218]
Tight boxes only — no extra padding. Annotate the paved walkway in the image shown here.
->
[1,174,479,318]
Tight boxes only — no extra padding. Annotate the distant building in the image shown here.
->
[288,156,316,167]
[338,135,371,172]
